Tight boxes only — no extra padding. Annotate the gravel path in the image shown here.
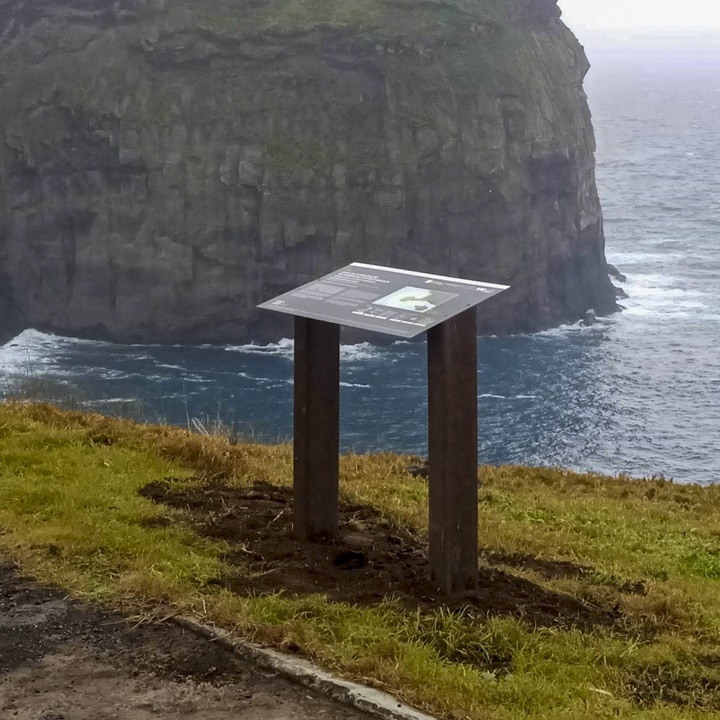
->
[0,564,372,720]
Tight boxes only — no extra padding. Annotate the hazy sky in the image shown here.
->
[559,0,720,31]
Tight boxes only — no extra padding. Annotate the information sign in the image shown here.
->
[257,263,510,594]
[258,262,509,338]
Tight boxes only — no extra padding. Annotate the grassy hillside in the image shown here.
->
[1,402,719,719]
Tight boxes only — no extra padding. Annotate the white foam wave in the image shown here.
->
[2,328,63,350]
[253,376,292,386]
[87,398,141,405]
[0,329,70,378]
[625,272,705,291]
[224,338,385,363]
[0,328,114,363]
[340,381,372,388]
[607,251,685,265]
[225,338,295,357]
[204,370,254,379]
[619,273,713,317]
[622,306,719,320]
[530,317,616,338]
[479,393,539,400]
[340,342,384,362]
[98,369,134,380]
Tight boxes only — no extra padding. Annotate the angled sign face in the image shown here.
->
[258,262,509,338]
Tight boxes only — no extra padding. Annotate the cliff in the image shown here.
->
[0,0,618,343]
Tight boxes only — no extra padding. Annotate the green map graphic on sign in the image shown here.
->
[372,286,457,314]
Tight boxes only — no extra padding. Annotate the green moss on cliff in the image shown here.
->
[180,0,506,44]
[0,0,618,341]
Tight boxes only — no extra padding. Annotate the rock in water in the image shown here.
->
[0,0,618,343]
[607,263,628,283]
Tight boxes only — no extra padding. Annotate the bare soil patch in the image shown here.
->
[140,479,620,631]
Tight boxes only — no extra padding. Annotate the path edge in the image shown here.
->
[175,616,440,720]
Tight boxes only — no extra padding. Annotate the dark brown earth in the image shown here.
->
[140,479,621,632]
[0,563,372,720]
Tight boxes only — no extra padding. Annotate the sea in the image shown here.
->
[1,32,719,484]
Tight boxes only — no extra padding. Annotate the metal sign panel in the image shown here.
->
[258,263,509,338]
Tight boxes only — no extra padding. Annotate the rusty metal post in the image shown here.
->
[427,307,479,594]
[293,317,340,539]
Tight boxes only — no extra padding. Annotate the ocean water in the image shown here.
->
[1,36,719,484]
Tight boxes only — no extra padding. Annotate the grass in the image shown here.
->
[175,0,506,45]
[2,401,720,719]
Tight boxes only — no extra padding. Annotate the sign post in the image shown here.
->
[259,263,509,593]
[427,307,479,592]
[293,317,340,539]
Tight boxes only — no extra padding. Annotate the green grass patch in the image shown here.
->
[1,402,720,719]
[175,0,506,45]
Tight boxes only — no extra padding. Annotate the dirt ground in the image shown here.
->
[140,478,624,631]
[0,564,372,720]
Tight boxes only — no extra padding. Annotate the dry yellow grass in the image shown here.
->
[2,401,720,719]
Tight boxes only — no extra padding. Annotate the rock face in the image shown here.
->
[0,0,617,343]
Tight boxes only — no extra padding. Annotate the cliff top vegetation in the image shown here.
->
[162,0,513,43]
[1,401,720,719]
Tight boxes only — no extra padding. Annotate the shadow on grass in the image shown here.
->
[140,478,623,633]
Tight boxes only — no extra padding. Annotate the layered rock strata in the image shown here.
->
[0,0,617,342]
